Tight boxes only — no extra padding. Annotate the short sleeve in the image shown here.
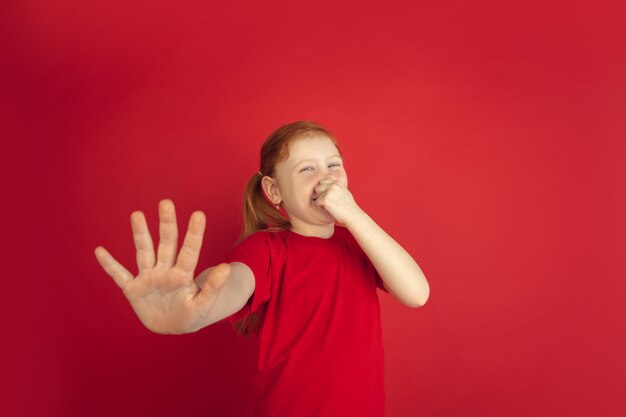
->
[369,257,389,293]
[340,226,389,294]
[222,231,272,322]
[372,264,388,293]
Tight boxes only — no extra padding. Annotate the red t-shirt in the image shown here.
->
[223,225,388,417]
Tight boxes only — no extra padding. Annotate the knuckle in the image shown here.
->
[179,244,197,259]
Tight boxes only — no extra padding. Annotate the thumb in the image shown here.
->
[201,263,231,294]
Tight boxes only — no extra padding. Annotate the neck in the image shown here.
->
[289,222,335,239]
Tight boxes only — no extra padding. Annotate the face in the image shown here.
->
[263,134,348,228]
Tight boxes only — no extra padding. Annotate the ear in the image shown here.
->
[261,176,281,205]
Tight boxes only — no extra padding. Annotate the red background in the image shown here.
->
[2,1,625,416]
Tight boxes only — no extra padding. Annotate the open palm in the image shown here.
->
[94,199,231,334]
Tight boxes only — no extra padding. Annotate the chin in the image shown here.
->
[314,214,336,224]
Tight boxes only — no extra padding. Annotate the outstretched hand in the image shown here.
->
[94,199,231,334]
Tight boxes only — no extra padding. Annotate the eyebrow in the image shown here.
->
[293,154,342,169]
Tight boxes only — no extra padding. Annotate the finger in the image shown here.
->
[130,211,156,271]
[315,182,329,194]
[315,185,332,197]
[156,199,178,268]
[196,263,231,304]
[176,211,206,274]
[94,246,134,290]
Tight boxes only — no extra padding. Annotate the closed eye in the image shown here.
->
[300,163,342,172]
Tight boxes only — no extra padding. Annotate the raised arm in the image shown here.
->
[345,209,430,308]
[94,199,255,334]
[311,178,430,308]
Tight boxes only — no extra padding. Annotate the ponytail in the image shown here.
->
[239,171,291,244]
[231,171,290,338]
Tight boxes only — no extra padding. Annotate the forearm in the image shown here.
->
[344,208,430,307]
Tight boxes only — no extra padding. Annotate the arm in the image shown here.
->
[344,209,430,308]
[95,199,258,335]
[194,262,255,327]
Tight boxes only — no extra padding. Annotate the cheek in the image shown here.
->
[302,179,319,196]
[338,171,348,187]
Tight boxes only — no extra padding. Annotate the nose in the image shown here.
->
[320,174,337,183]
[322,168,339,180]
[317,166,346,185]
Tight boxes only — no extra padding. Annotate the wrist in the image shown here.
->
[344,206,369,230]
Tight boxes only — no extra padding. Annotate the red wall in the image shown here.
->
[2,1,624,416]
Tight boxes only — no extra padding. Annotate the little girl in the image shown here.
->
[94,120,430,417]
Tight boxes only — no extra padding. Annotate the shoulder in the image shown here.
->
[335,224,357,245]
[230,228,288,253]
[335,225,367,257]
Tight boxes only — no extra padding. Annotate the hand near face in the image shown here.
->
[312,178,362,226]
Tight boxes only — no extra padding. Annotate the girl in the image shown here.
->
[94,120,430,417]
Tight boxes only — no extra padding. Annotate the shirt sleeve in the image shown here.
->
[369,257,389,293]
[372,264,388,293]
[341,226,389,293]
[221,231,272,322]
